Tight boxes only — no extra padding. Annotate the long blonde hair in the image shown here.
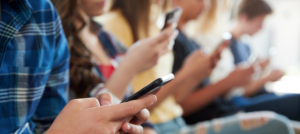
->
[107,0,172,41]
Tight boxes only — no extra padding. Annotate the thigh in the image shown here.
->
[245,94,300,121]
[155,117,187,134]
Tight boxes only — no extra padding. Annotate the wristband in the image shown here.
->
[90,84,121,104]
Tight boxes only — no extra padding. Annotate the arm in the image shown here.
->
[148,50,211,111]
[147,68,203,111]
[105,25,177,99]
[104,60,137,99]
[173,42,229,105]
[180,79,234,116]
[32,16,70,133]
[243,69,284,97]
[243,77,269,97]
[180,66,255,116]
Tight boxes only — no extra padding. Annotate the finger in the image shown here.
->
[212,40,229,57]
[70,98,100,110]
[157,39,172,56]
[160,29,179,53]
[107,95,157,121]
[129,109,150,125]
[122,122,143,134]
[154,26,174,45]
[247,65,256,74]
[96,93,113,106]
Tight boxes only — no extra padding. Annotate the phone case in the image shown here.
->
[121,74,174,103]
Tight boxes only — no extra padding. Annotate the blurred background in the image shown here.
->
[181,0,300,94]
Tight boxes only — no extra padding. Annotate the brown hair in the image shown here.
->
[52,0,103,98]
[238,0,273,19]
[109,0,151,42]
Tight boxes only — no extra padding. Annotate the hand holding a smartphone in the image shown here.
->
[46,93,156,134]
[162,7,183,30]
[181,41,228,79]
[123,25,178,74]
[210,40,230,69]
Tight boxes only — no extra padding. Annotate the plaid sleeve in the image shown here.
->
[31,10,70,133]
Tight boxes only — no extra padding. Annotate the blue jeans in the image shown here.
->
[155,112,294,134]
[155,117,187,133]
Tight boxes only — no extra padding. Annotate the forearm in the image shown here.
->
[180,79,233,116]
[105,62,136,99]
[243,77,269,97]
[174,73,206,104]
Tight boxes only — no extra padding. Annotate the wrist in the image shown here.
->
[220,77,236,90]
[261,76,270,83]
[180,66,206,80]
[118,61,138,76]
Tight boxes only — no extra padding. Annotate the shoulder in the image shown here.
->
[174,32,200,55]
[99,28,127,54]
[27,0,60,23]
[94,10,125,24]
[94,10,134,47]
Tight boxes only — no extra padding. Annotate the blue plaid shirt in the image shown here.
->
[0,0,69,133]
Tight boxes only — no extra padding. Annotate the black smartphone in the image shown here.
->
[162,6,183,30]
[121,74,175,103]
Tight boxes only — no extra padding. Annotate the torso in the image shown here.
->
[78,26,111,65]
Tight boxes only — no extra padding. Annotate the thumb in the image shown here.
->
[96,93,113,106]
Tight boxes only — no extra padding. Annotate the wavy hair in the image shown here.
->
[52,0,103,98]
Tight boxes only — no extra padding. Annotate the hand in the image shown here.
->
[210,41,230,69]
[46,93,157,134]
[121,23,179,74]
[266,69,284,82]
[259,58,270,70]
[181,41,229,79]
[225,65,255,87]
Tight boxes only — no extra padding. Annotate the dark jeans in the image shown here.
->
[232,93,300,121]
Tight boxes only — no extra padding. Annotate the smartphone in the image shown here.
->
[162,7,183,30]
[121,74,175,103]
[248,54,259,64]
[209,32,232,53]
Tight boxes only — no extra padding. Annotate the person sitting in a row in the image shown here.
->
[0,0,157,133]
[98,0,295,133]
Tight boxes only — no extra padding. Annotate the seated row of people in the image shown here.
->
[0,0,297,133]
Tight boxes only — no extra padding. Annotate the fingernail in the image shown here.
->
[150,95,157,105]
[126,124,130,131]
[172,30,179,39]
[172,23,177,29]
[101,101,112,106]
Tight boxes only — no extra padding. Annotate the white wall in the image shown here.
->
[249,0,300,74]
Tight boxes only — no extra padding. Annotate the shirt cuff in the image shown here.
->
[225,87,245,101]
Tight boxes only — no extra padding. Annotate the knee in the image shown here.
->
[257,111,293,133]
[239,111,292,132]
